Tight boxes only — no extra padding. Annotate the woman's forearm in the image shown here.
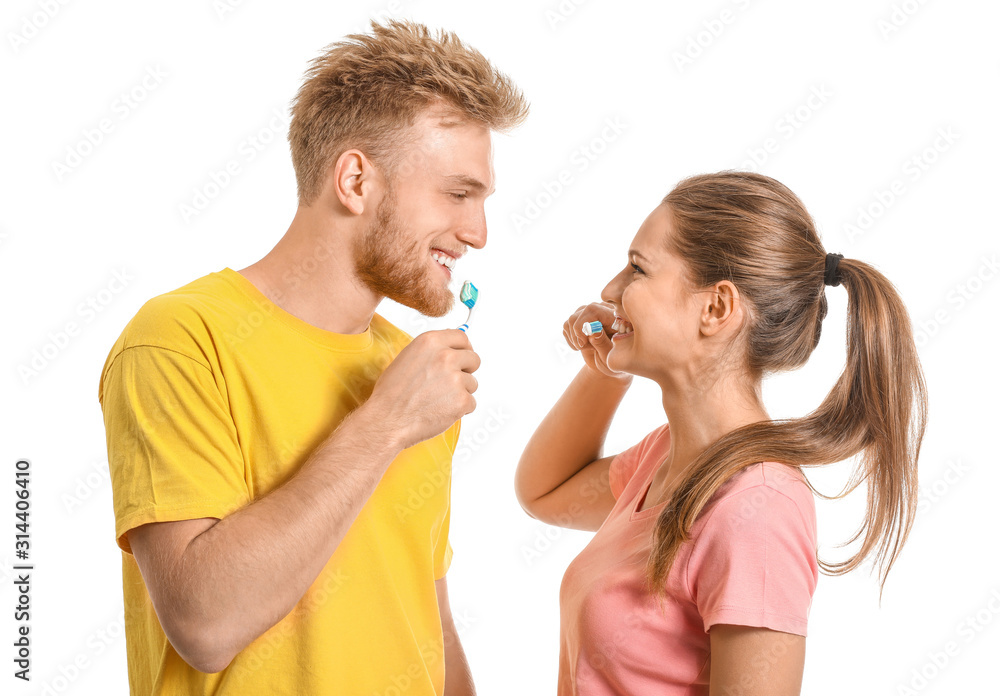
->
[515,366,632,508]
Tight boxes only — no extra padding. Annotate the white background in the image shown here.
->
[2,0,998,693]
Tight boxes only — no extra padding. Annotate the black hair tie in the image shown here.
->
[824,252,844,287]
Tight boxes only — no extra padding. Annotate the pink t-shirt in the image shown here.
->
[558,423,819,695]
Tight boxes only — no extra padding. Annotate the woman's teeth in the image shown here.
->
[612,318,634,334]
[432,252,456,270]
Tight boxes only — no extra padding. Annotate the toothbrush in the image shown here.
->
[582,321,602,337]
[457,281,478,333]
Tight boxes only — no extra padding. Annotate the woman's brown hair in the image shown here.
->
[648,171,928,604]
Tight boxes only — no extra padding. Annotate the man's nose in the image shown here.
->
[459,209,488,250]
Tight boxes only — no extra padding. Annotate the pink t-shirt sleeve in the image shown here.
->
[608,424,670,500]
[608,447,641,501]
[687,465,819,637]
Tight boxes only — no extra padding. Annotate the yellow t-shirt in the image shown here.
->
[97,267,459,695]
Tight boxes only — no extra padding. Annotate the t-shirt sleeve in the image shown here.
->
[432,419,461,579]
[687,476,819,636]
[609,423,670,500]
[608,447,641,501]
[100,345,251,554]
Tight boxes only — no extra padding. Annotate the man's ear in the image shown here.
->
[330,149,375,215]
[699,280,742,337]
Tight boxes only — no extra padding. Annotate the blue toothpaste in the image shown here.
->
[457,281,478,333]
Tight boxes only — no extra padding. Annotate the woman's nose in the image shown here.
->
[601,266,628,305]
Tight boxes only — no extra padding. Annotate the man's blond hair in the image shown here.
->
[288,19,529,207]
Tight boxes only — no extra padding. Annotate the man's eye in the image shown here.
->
[449,192,468,200]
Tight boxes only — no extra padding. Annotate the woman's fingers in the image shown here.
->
[587,323,613,362]
[564,302,618,353]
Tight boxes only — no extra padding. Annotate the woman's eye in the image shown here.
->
[630,262,643,275]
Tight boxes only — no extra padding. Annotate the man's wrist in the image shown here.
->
[340,401,407,461]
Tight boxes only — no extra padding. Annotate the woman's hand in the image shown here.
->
[515,302,635,531]
[562,302,631,381]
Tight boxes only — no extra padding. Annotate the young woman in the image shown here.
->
[515,171,927,695]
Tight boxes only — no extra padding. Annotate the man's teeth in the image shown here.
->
[431,252,456,270]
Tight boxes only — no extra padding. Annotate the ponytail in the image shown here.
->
[648,173,929,604]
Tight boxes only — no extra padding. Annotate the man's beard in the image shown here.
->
[353,187,455,318]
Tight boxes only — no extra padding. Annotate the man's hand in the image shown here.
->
[365,329,481,450]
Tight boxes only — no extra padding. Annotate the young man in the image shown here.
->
[97,20,527,695]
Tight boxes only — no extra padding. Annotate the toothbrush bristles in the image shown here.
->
[457,281,478,332]
[460,281,478,309]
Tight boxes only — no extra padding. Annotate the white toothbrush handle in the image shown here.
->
[457,304,475,332]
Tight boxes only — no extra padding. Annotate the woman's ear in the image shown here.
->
[699,280,742,337]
